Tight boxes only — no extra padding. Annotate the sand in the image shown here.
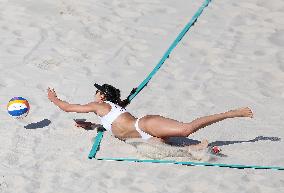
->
[0,0,284,192]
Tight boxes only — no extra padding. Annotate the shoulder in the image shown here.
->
[87,101,112,115]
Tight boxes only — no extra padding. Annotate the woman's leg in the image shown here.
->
[140,107,253,138]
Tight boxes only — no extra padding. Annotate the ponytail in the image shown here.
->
[95,83,131,108]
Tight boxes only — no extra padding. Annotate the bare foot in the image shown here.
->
[228,107,253,118]
[187,139,209,152]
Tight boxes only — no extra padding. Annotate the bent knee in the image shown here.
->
[178,128,189,137]
[179,126,194,137]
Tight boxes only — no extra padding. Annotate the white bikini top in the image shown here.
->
[99,101,127,132]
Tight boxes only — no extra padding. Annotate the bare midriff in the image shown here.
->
[111,112,141,139]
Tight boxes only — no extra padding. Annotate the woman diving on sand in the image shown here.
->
[47,83,253,151]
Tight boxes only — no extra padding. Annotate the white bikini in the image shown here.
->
[99,101,152,140]
[134,117,152,140]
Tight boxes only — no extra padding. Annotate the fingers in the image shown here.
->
[47,87,58,102]
[47,87,55,92]
[47,87,57,98]
[47,87,53,94]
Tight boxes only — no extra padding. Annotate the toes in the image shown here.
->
[247,107,253,118]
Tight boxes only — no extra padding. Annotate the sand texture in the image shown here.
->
[0,0,284,192]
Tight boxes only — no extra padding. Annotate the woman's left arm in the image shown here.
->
[47,88,98,113]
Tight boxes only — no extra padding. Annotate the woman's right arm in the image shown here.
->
[47,88,99,113]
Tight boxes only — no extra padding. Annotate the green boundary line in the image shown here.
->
[88,0,284,170]
[89,0,212,160]
[128,0,212,101]
[89,130,284,170]
[88,130,104,159]
[96,157,284,170]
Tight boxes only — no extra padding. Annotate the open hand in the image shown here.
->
[47,87,57,102]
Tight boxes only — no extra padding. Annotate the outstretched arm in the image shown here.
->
[47,88,98,113]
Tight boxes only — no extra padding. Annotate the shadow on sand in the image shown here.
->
[24,119,51,129]
[24,118,103,130]
[73,119,103,131]
[167,136,281,147]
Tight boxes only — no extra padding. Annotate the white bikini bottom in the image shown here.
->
[134,117,153,140]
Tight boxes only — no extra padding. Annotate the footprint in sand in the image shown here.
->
[254,50,265,56]
[80,66,92,77]
[126,55,144,67]
[0,79,7,89]
[269,30,284,47]
[32,58,62,70]
[114,8,142,18]
[0,177,8,192]
[5,153,19,166]
[276,51,284,72]
[231,14,247,26]
[12,30,22,37]
[128,42,149,52]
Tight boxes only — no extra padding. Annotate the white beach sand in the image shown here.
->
[1,0,284,192]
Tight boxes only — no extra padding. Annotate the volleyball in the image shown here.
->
[7,97,30,119]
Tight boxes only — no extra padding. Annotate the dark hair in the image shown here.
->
[94,83,129,107]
